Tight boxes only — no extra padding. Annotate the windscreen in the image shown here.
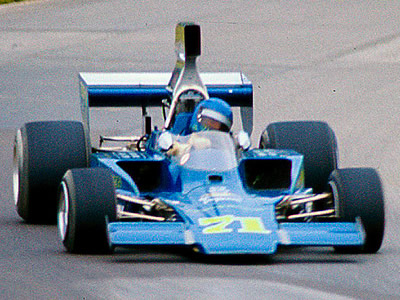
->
[170,131,238,171]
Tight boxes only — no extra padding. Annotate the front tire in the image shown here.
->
[58,168,117,254]
[329,168,385,253]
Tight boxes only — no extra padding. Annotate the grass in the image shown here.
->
[0,0,25,4]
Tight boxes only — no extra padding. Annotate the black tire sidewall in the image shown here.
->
[61,168,116,254]
[260,121,338,193]
[14,121,90,223]
[329,168,385,253]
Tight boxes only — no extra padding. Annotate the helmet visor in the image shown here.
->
[198,108,232,132]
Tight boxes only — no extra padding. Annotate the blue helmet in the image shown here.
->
[190,98,233,132]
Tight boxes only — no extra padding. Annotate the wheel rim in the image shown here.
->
[13,130,23,206]
[58,181,69,241]
[328,180,340,218]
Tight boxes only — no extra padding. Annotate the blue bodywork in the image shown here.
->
[89,129,364,255]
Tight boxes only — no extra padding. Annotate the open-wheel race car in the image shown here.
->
[13,22,384,255]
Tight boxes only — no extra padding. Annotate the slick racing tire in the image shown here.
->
[58,168,117,254]
[13,121,90,223]
[329,168,385,253]
[259,121,338,193]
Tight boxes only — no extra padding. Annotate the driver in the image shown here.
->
[166,98,233,157]
[190,98,233,133]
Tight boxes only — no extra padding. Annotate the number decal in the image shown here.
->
[237,217,271,234]
[199,216,271,234]
[199,215,234,234]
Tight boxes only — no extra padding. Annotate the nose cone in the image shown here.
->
[192,211,279,254]
[182,184,280,254]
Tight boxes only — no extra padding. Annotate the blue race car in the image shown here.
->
[13,22,384,255]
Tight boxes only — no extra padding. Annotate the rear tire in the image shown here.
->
[58,168,117,254]
[329,168,385,253]
[13,121,90,223]
[259,121,338,193]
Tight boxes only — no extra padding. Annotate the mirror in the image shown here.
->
[237,131,251,150]
[158,131,174,151]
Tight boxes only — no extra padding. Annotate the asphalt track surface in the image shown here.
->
[1,1,400,299]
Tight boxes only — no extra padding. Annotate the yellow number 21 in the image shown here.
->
[199,215,272,234]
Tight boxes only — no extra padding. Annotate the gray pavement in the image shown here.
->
[1,1,400,299]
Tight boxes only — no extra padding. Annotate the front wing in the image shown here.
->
[108,219,365,255]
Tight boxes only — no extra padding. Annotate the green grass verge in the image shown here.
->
[0,0,25,4]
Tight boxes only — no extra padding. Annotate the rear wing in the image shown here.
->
[79,72,252,108]
[79,22,254,134]
[79,72,253,132]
